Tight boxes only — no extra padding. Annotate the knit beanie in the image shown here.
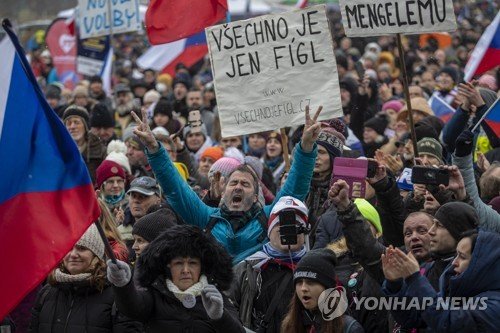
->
[77,224,105,260]
[157,73,173,88]
[208,157,242,179]
[354,199,382,235]
[434,202,478,241]
[63,105,90,131]
[294,248,337,289]
[417,137,443,164]
[317,119,346,159]
[73,85,89,98]
[382,100,404,113]
[153,100,173,118]
[268,196,309,236]
[266,131,282,145]
[183,124,208,138]
[106,151,132,175]
[132,208,174,242]
[201,146,224,162]
[364,116,388,136]
[438,66,459,83]
[96,160,125,188]
[90,103,115,128]
[143,90,161,104]
[244,156,264,179]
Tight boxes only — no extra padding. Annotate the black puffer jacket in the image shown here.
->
[29,281,141,333]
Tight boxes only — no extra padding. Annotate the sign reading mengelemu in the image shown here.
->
[206,5,342,138]
[78,0,141,39]
[340,0,456,37]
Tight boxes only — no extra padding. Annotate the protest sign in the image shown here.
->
[78,0,141,39]
[77,35,110,76]
[45,18,79,89]
[206,5,342,138]
[340,0,456,37]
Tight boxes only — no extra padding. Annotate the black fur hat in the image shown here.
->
[136,225,233,291]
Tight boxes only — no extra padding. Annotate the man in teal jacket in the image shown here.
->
[131,106,323,264]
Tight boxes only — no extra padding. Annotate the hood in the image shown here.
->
[444,230,500,297]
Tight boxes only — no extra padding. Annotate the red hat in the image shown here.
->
[96,160,126,188]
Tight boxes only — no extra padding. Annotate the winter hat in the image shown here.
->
[96,160,126,188]
[364,116,388,136]
[434,202,478,241]
[414,122,439,141]
[266,131,282,145]
[114,83,131,94]
[89,75,102,84]
[174,162,189,181]
[268,196,309,236]
[317,119,346,159]
[293,248,337,289]
[72,85,89,98]
[382,100,404,113]
[183,123,208,138]
[208,157,242,179]
[354,199,382,235]
[438,66,459,83]
[152,126,170,136]
[201,146,224,162]
[132,208,177,242]
[397,97,434,122]
[90,103,115,128]
[106,151,132,175]
[173,75,192,90]
[143,90,161,105]
[153,100,173,118]
[417,137,443,164]
[63,105,90,130]
[223,146,245,163]
[417,116,444,138]
[125,135,145,151]
[244,156,264,179]
[77,224,105,260]
[46,85,61,99]
[157,73,173,88]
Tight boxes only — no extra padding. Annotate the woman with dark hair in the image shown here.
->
[107,224,245,333]
[281,248,364,333]
[29,224,141,332]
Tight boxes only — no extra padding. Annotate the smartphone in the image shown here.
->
[332,157,368,198]
[367,160,378,178]
[279,209,298,246]
[411,166,450,186]
[355,60,365,79]
[188,110,202,133]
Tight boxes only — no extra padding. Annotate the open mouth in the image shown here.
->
[411,244,424,253]
[302,295,312,303]
[232,194,243,204]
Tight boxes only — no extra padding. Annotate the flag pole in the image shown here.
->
[94,221,117,263]
[280,128,291,172]
[396,33,419,157]
[471,97,500,132]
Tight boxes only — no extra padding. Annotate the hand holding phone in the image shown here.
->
[279,209,298,245]
[411,166,450,186]
[188,110,202,133]
[332,157,368,198]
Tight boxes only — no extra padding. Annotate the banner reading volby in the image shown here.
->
[340,0,456,37]
[206,5,341,138]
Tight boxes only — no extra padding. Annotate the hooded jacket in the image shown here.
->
[383,230,500,332]
[146,142,317,264]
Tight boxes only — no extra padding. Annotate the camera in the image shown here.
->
[411,166,450,186]
[367,160,378,178]
[279,209,307,246]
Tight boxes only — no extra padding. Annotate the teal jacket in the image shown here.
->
[147,142,317,264]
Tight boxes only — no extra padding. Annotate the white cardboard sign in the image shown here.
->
[206,5,342,138]
[340,0,456,37]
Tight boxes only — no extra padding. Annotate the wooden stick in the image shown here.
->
[280,128,291,172]
[94,221,117,264]
[396,33,419,158]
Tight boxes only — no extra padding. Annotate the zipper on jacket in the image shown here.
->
[64,297,75,333]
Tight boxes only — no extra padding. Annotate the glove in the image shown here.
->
[201,284,224,320]
[107,259,131,287]
[454,130,474,157]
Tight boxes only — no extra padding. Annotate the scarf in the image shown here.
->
[104,191,126,206]
[166,274,208,306]
[246,242,307,270]
[306,174,331,218]
[264,155,284,171]
[220,202,262,232]
[54,268,91,283]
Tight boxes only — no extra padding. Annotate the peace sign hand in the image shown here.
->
[301,104,323,153]
[131,109,159,153]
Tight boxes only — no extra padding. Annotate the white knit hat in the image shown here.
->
[107,140,127,155]
[106,151,132,175]
[77,224,105,260]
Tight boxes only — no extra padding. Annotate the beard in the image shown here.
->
[116,101,135,116]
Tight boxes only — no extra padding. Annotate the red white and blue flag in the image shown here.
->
[428,92,456,123]
[482,98,500,137]
[464,12,500,81]
[0,20,100,319]
[296,0,308,8]
[137,31,207,76]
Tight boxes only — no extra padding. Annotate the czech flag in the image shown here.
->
[137,31,207,76]
[146,0,227,45]
[0,20,100,319]
[429,93,455,123]
[296,0,308,8]
[483,98,500,137]
[464,12,500,81]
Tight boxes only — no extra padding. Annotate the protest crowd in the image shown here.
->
[2,0,500,332]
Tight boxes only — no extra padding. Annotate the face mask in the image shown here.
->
[104,191,126,206]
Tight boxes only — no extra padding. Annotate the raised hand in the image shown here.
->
[439,165,466,200]
[367,159,387,185]
[328,179,351,211]
[131,109,159,153]
[301,104,323,153]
